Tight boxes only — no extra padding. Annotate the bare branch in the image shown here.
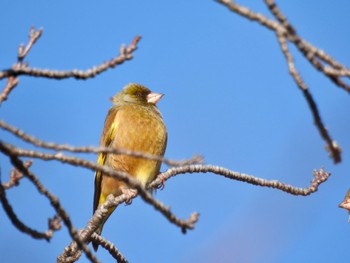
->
[0,159,61,240]
[0,27,43,105]
[0,173,52,240]
[58,194,139,262]
[263,0,350,92]
[0,35,141,80]
[216,0,348,162]
[151,164,330,196]
[276,32,342,163]
[296,41,350,92]
[264,0,296,34]
[0,76,19,105]
[2,160,32,189]
[58,185,197,263]
[17,26,43,63]
[217,0,350,78]
[322,66,350,77]
[58,195,126,263]
[1,133,330,262]
[0,144,99,263]
[47,214,62,237]
[0,141,198,233]
[216,0,284,33]
[90,233,128,263]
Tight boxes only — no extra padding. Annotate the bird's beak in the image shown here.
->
[339,200,350,210]
[147,92,164,105]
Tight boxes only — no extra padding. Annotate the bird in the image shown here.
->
[92,83,167,251]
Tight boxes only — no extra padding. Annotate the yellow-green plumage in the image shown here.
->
[92,83,167,250]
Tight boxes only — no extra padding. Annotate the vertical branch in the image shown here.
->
[276,31,341,163]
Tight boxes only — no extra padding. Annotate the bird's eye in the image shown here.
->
[135,92,143,97]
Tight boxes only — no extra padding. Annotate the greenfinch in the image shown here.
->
[92,83,167,250]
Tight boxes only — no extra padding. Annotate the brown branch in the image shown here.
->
[48,214,62,236]
[58,194,138,262]
[0,144,99,263]
[0,172,52,240]
[58,187,197,263]
[264,0,296,34]
[321,67,350,77]
[216,0,283,33]
[151,164,330,196]
[296,41,350,92]
[0,35,141,80]
[217,0,350,78]
[62,159,329,260]
[21,169,98,263]
[0,27,42,105]
[0,141,198,233]
[90,233,128,263]
[276,32,341,163]
[0,76,19,105]
[57,194,126,263]
[0,119,203,167]
[2,140,329,262]
[263,0,350,92]
[17,26,43,63]
[0,157,60,241]
[216,0,347,163]
[2,160,32,189]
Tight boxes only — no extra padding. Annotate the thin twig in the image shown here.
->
[217,0,350,77]
[0,76,19,105]
[263,0,350,92]
[90,233,128,263]
[0,173,52,240]
[151,164,330,196]
[296,41,350,92]
[276,32,341,163]
[47,214,62,237]
[2,160,32,189]
[0,35,141,80]
[0,27,43,105]
[17,26,43,63]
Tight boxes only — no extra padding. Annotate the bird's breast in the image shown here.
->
[108,104,167,185]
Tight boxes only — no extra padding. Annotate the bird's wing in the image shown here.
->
[93,107,119,214]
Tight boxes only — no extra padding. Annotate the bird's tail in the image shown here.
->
[92,206,116,251]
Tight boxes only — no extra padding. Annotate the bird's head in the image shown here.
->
[111,83,164,106]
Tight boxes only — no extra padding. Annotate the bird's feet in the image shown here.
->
[121,188,138,205]
[156,173,166,190]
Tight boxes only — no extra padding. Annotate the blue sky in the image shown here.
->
[1,1,350,262]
